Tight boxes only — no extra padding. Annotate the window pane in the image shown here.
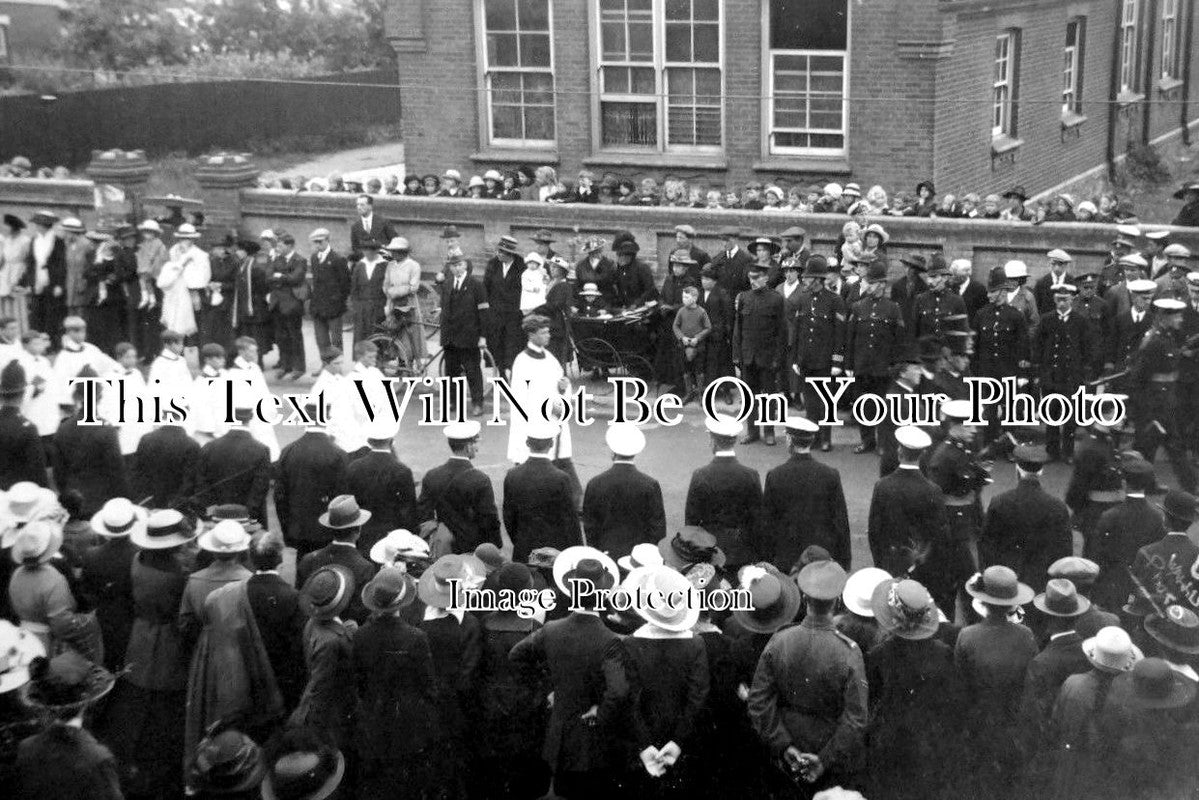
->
[771,52,844,152]
[601,22,626,60]
[694,25,719,61]
[489,33,518,67]
[602,101,658,147]
[770,0,848,50]
[665,22,692,61]
[628,19,654,60]
[694,0,719,20]
[521,33,551,67]
[517,0,549,30]
[492,105,522,140]
[665,0,689,20]
[631,66,656,93]
[485,0,516,31]
[525,107,555,140]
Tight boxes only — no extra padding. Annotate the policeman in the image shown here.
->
[1032,283,1094,463]
[877,344,925,477]
[912,257,968,340]
[931,321,973,401]
[1073,272,1106,376]
[1128,298,1198,493]
[685,415,763,571]
[1179,271,1199,456]
[868,425,947,576]
[845,260,904,454]
[973,267,1030,444]
[791,255,846,451]
[1155,244,1191,300]
[1065,396,1128,545]
[922,400,987,617]
[733,263,789,445]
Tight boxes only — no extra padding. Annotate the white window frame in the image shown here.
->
[763,1,850,158]
[1063,19,1082,115]
[591,0,725,154]
[0,17,9,62]
[475,0,556,149]
[1161,0,1179,80]
[993,32,1015,139]
[1120,0,1139,93]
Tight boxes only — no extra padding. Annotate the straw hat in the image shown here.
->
[841,567,892,617]
[553,545,619,596]
[10,520,63,565]
[361,567,417,614]
[196,519,252,554]
[618,542,664,573]
[0,619,46,694]
[89,498,148,539]
[622,564,700,632]
[1083,626,1143,674]
[131,509,194,550]
[368,529,430,566]
[871,578,940,640]
[300,565,355,620]
[419,554,473,609]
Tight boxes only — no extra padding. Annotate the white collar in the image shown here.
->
[1127,492,1146,499]
[527,343,546,354]
[573,609,600,618]
[423,605,466,623]
[329,540,357,547]
[1049,630,1078,642]
[304,427,328,436]
[1166,531,1192,537]
[633,624,693,639]
[255,569,279,576]
[234,357,258,370]
[714,450,736,457]
[898,463,921,470]
[527,453,552,460]
[159,351,181,361]
[449,455,472,462]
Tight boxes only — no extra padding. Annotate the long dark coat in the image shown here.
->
[582,462,666,560]
[761,452,851,572]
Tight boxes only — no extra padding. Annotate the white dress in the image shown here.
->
[520,265,548,314]
[506,344,573,463]
[147,352,194,428]
[157,244,210,337]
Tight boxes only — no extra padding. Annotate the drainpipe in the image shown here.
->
[1142,0,1158,144]
[1183,0,1195,144]
[1107,0,1125,179]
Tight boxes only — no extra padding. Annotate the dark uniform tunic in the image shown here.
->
[922,436,985,615]
[1033,309,1095,461]
[845,294,904,449]
[791,288,846,446]
[911,288,967,341]
[1128,327,1198,492]
[733,285,788,430]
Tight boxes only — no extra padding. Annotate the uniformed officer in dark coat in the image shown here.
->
[973,267,1030,445]
[0,360,47,489]
[1128,298,1199,493]
[699,267,734,397]
[876,345,925,477]
[868,426,947,578]
[345,418,417,558]
[911,256,968,341]
[191,407,271,525]
[418,421,502,556]
[1088,459,1165,611]
[131,416,199,508]
[748,561,867,796]
[503,423,583,563]
[1106,278,1155,376]
[710,226,755,299]
[979,445,1072,585]
[760,416,851,572]
[1066,407,1127,545]
[581,423,665,560]
[733,262,788,445]
[1032,282,1095,462]
[482,235,526,375]
[890,254,929,332]
[53,381,129,517]
[685,415,762,572]
[922,403,989,617]
[275,408,348,557]
[440,252,489,415]
[845,260,903,454]
[791,256,846,451]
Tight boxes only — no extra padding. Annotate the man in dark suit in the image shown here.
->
[25,210,68,344]
[230,240,272,358]
[503,425,582,563]
[192,407,271,525]
[307,228,350,370]
[685,416,762,571]
[349,194,396,259]
[1129,489,1199,615]
[792,256,846,451]
[78,498,139,672]
[296,495,378,624]
[950,258,989,326]
[610,239,657,308]
[417,421,501,556]
[509,556,626,799]
[1089,459,1165,610]
[760,417,850,573]
[699,267,734,398]
[581,423,665,560]
[1032,283,1095,462]
[53,383,129,517]
[0,360,47,489]
[980,446,1072,585]
[345,419,416,558]
[890,254,929,332]
[846,261,905,454]
[131,416,199,508]
[1033,249,1075,314]
[1105,279,1154,375]
[349,239,390,345]
[710,226,755,298]
[245,531,306,708]
[1019,578,1092,754]
[275,409,348,557]
[482,235,526,375]
[876,345,924,478]
[867,426,947,577]
[733,263,788,445]
[973,268,1031,444]
[441,253,488,416]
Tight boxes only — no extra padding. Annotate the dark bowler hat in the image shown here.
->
[1003,185,1029,201]
[1157,489,1199,523]
[1118,658,1197,709]
[0,359,27,398]
[925,257,950,277]
[1144,605,1199,655]
[658,526,726,570]
[440,225,462,239]
[900,254,928,272]
[531,228,557,243]
[865,261,888,281]
[987,266,1011,290]
[803,255,829,277]
[1033,579,1091,617]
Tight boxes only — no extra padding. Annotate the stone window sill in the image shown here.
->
[753,157,852,175]
[470,148,559,165]
[1117,90,1146,107]
[583,152,727,170]
[1157,77,1184,94]
[990,135,1023,156]
[1060,112,1087,131]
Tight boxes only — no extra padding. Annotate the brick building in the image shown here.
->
[387,0,1199,199]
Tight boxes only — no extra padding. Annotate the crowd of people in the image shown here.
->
[0,156,73,182]
[249,161,1199,229]
[1,176,1199,799]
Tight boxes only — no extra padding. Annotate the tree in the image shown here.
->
[63,0,195,71]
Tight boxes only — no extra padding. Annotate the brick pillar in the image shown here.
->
[85,149,151,228]
[194,152,260,244]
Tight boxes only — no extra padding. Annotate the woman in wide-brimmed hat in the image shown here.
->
[956,566,1039,799]
[262,727,346,800]
[865,578,964,800]
[834,567,891,654]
